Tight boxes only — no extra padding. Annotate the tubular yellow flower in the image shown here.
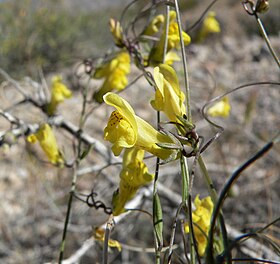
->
[151,64,186,122]
[94,227,122,251]
[103,92,176,160]
[27,124,64,165]
[112,148,154,215]
[93,52,130,103]
[207,96,231,118]
[185,195,214,256]
[198,11,221,42]
[109,18,124,47]
[47,75,72,115]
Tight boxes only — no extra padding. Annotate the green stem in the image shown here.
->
[174,0,192,122]
[255,14,280,68]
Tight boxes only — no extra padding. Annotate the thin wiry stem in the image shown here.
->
[167,202,185,263]
[242,1,279,68]
[174,0,192,122]
[254,14,280,68]
[162,3,170,64]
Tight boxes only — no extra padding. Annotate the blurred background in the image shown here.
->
[0,0,279,263]
[0,0,279,77]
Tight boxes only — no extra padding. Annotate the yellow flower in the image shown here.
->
[93,52,130,103]
[185,195,214,256]
[151,64,186,122]
[112,147,154,216]
[167,11,191,50]
[103,92,176,160]
[207,96,231,118]
[47,75,72,115]
[142,14,165,36]
[27,124,64,165]
[109,18,124,47]
[94,227,122,251]
[149,11,191,65]
[198,12,220,42]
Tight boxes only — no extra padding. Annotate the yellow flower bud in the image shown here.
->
[109,18,124,47]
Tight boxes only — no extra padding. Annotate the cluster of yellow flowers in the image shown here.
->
[100,10,227,255]
[26,10,226,256]
[145,11,191,65]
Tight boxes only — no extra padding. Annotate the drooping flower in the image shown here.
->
[112,147,154,216]
[27,123,64,165]
[109,18,124,47]
[185,195,214,256]
[151,64,186,122]
[148,11,191,65]
[94,227,122,251]
[93,52,130,103]
[207,96,231,118]
[198,11,220,42]
[103,92,176,160]
[47,75,72,115]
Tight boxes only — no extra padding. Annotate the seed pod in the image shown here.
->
[256,0,270,13]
